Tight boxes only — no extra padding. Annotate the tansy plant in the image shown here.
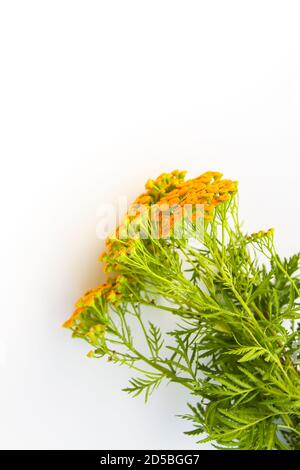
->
[64,170,300,450]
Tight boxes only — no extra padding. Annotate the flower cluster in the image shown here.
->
[64,170,237,329]
[102,169,237,263]
[247,228,275,242]
[63,274,136,329]
[153,170,237,212]
[149,170,237,236]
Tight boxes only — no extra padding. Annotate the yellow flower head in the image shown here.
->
[63,169,239,329]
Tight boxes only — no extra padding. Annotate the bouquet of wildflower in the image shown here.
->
[64,170,300,450]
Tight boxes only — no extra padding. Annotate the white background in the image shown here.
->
[0,0,300,450]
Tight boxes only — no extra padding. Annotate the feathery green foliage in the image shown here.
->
[64,171,300,450]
